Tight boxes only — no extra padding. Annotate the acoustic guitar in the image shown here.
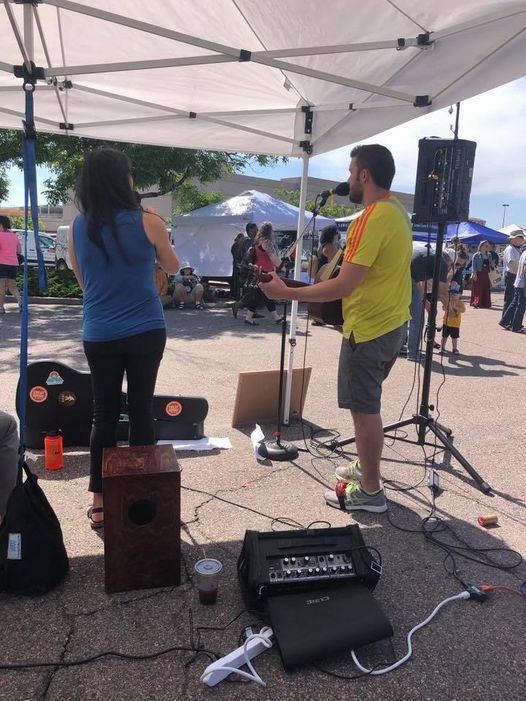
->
[247,257,343,326]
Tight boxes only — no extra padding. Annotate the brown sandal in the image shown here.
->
[87,506,104,530]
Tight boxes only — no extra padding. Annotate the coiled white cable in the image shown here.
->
[352,591,470,676]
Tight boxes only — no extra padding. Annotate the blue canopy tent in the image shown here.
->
[413,221,509,244]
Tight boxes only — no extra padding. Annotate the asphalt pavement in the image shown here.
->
[0,292,525,701]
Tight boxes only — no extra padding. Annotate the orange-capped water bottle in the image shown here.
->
[44,430,64,470]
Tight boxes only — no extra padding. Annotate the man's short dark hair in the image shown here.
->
[350,144,395,190]
[246,222,257,235]
[0,215,12,230]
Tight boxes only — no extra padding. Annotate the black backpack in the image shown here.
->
[0,461,69,595]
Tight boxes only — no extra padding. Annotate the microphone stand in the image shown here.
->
[257,297,299,461]
[258,203,324,462]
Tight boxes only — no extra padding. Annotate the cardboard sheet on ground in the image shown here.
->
[232,368,312,427]
[157,437,231,451]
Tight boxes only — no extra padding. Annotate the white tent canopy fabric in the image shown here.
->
[172,190,336,277]
[499,224,526,236]
[1,1,526,158]
[2,1,526,421]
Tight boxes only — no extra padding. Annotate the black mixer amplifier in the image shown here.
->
[237,525,381,611]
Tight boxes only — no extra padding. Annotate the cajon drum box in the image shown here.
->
[103,444,181,593]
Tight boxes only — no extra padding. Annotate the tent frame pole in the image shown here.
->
[282,153,309,425]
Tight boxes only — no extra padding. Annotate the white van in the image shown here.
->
[14,230,56,266]
[55,225,70,270]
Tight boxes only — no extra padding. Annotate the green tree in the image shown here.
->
[172,181,225,214]
[0,166,8,202]
[7,214,46,231]
[273,187,359,219]
[0,129,283,205]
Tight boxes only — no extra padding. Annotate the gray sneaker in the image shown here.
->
[334,459,362,482]
[325,482,387,513]
[0,306,5,315]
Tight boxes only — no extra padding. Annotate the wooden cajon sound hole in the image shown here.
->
[103,444,181,593]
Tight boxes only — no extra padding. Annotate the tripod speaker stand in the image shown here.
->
[327,138,491,495]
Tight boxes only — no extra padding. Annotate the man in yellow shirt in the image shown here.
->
[260,144,412,513]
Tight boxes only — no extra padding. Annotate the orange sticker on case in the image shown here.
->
[165,400,183,417]
[29,386,48,403]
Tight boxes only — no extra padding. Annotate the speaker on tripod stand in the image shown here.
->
[329,137,491,495]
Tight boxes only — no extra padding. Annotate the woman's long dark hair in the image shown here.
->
[319,224,339,247]
[75,148,138,263]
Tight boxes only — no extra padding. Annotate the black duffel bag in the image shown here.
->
[0,461,69,595]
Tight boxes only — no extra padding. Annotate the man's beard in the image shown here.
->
[348,184,363,205]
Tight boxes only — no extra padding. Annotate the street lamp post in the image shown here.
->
[502,204,510,228]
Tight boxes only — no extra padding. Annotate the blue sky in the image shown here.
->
[3,77,525,231]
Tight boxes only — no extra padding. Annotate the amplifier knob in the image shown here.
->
[340,565,347,573]
[330,566,338,573]
[291,557,296,563]
[328,554,334,561]
[297,569,303,576]
[322,567,328,574]
[304,556,310,563]
[315,567,320,574]
[283,557,289,564]
[308,568,313,575]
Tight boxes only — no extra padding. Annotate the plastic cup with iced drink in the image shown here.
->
[194,558,222,605]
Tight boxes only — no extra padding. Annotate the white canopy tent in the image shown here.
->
[2,0,526,420]
[500,224,526,236]
[172,190,335,277]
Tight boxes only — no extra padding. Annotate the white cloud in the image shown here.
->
[308,78,526,198]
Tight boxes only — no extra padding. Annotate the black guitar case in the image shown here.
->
[16,361,208,448]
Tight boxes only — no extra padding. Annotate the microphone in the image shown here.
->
[318,181,350,206]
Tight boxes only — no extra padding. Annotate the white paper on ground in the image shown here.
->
[156,437,231,451]
[251,424,267,462]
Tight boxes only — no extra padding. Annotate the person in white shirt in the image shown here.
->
[501,231,525,314]
[499,246,526,333]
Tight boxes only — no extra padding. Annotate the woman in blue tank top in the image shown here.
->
[68,148,180,529]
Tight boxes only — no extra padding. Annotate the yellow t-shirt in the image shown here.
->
[341,194,412,342]
[443,300,465,328]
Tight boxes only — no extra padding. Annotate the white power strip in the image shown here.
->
[201,627,274,687]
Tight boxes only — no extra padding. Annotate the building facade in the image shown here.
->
[2,173,415,232]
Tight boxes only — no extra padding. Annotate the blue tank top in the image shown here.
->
[73,210,165,342]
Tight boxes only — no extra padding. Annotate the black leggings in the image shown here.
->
[83,328,166,493]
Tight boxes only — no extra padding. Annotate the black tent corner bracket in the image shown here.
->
[414,95,432,108]
[14,61,45,89]
[301,106,313,135]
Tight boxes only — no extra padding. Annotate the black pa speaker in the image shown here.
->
[412,138,476,224]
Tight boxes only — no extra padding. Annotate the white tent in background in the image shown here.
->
[499,224,526,236]
[172,190,335,277]
[2,1,526,420]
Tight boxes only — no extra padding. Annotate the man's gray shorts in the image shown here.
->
[338,324,407,414]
